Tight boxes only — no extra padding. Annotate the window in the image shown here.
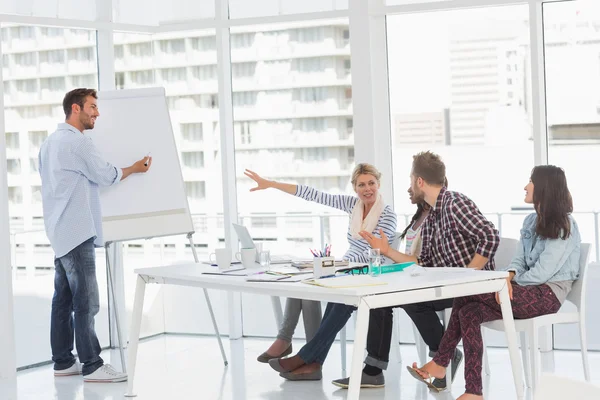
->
[5,132,19,149]
[14,53,35,67]
[388,6,532,240]
[113,30,222,285]
[181,123,203,142]
[232,62,256,79]
[67,47,94,62]
[158,39,185,54]
[6,159,21,174]
[231,32,255,49]
[185,181,206,201]
[182,152,204,169]
[233,91,257,107]
[40,77,66,92]
[2,24,102,368]
[129,42,152,57]
[130,70,154,86]
[7,187,23,204]
[16,79,37,93]
[190,36,216,52]
[191,65,217,81]
[71,74,96,88]
[545,1,600,261]
[29,158,39,173]
[233,20,353,270]
[28,131,47,150]
[160,68,187,82]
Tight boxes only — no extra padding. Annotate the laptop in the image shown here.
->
[232,223,293,264]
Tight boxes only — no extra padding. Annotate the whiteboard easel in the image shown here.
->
[88,88,227,374]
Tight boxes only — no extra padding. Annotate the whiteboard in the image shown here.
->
[87,88,194,243]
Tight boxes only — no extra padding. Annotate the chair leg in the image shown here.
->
[340,325,347,377]
[481,327,491,376]
[412,323,427,366]
[392,309,402,364]
[579,321,591,381]
[520,331,532,388]
[529,328,540,392]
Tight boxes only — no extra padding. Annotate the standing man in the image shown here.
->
[39,88,152,382]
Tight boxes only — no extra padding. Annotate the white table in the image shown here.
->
[125,264,524,400]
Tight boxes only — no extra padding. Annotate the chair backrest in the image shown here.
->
[535,374,600,400]
[390,232,403,251]
[494,237,519,269]
[382,232,404,265]
[565,242,590,310]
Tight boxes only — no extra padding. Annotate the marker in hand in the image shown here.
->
[144,152,151,166]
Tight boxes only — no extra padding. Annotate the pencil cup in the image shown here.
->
[313,256,335,278]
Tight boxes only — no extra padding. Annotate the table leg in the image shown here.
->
[125,275,146,397]
[348,299,369,400]
[498,283,525,400]
[271,296,283,329]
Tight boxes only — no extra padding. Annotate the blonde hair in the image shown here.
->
[351,163,382,188]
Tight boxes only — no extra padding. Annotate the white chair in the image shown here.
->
[482,243,591,391]
[534,374,600,400]
[340,232,404,374]
[412,237,519,375]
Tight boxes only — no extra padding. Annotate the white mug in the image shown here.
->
[236,248,257,269]
[209,248,232,270]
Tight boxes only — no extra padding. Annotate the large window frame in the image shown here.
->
[0,0,573,377]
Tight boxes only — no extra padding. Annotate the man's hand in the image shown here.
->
[359,228,390,256]
[121,156,152,180]
[133,156,152,173]
[495,272,515,304]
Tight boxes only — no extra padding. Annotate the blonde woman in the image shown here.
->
[245,164,397,363]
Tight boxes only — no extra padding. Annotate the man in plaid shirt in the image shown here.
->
[336,151,499,390]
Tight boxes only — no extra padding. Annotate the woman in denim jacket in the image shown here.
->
[408,165,581,400]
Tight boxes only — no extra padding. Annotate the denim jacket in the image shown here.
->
[502,213,581,286]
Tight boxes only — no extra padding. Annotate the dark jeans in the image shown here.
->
[51,237,104,376]
[296,298,454,369]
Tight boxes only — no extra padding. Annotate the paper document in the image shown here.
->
[303,275,387,289]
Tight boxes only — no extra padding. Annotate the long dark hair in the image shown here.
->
[400,202,428,240]
[400,177,447,240]
[531,165,573,240]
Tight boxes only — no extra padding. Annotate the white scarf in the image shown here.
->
[350,193,385,239]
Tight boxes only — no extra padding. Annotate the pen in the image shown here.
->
[144,152,151,166]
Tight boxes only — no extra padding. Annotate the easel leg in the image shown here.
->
[188,233,228,366]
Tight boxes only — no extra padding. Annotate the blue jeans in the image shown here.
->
[297,302,395,370]
[51,237,103,376]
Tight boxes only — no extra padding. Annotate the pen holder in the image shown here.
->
[313,256,335,278]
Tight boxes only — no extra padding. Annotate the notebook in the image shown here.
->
[302,275,387,289]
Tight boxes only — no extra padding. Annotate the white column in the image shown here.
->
[348,0,394,207]
[528,0,552,351]
[96,0,127,347]
[529,0,549,167]
[0,36,17,380]
[215,0,243,339]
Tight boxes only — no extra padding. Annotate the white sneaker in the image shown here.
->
[54,360,82,377]
[83,364,128,383]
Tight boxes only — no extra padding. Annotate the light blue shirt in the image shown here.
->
[502,213,581,286]
[39,123,123,258]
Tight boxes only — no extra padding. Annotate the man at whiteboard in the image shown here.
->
[38,88,151,383]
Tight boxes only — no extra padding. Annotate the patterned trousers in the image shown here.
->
[433,283,561,395]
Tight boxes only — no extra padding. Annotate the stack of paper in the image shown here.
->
[303,275,387,289]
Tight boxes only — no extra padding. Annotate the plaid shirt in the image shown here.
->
[417,187,499,270]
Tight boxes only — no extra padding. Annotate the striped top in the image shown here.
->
[39,123,123,258]
[295,185,397,263]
